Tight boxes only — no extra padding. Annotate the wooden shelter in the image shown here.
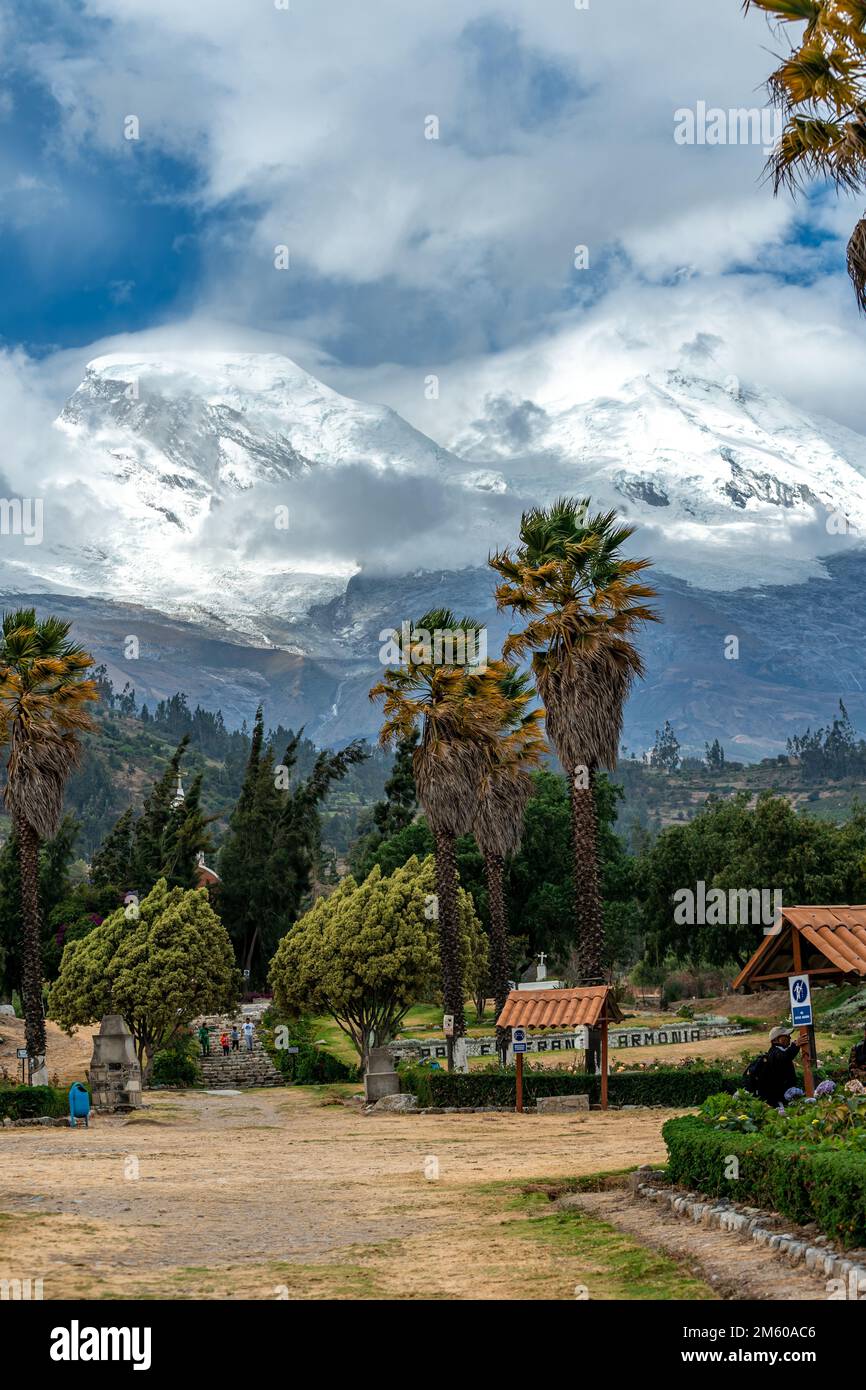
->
[732,906,866,991]
[496,985,623,1111]
[732,906,866,1095]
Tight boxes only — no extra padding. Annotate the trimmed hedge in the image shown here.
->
[400,1067,739,1109]
[663,1114,866,1248]
[0,1084,77,1120]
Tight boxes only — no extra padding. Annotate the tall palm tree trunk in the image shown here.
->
[433,827,465,1066]
[15,814,46,1064]
[570,775,604,1073]
[570,783,604,980]
[484,851,511,1060]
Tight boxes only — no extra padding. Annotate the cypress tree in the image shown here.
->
[90,807,135,889]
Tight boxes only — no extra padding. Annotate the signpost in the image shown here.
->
[512,1026,527,1113]
[788,973,813,1027]
[788,964,816,1097]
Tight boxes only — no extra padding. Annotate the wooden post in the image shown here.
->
[791,931,815,1097]
[516,1050,523,1114]
[600,1008,609,1112]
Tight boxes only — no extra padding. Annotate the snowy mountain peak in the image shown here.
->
[58,350,459,489]
[453,367,866,588]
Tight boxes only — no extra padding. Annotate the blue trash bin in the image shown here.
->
[68,1083,90,1129]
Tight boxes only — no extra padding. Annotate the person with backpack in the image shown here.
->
[744,1025,802,1107]
[849,1023,866,1083]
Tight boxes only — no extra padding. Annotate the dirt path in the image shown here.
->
[0,1087,714,1300]
[566,1191,830,1301]
[1,1088,836,1301]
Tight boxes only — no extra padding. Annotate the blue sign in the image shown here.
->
[788,973,813,1028]
[512,1025,528,1054]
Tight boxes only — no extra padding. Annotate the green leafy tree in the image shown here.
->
[649,720,681,772]
[269,855,487,1070]
[49,878,240,1076]
[636,791,866,968]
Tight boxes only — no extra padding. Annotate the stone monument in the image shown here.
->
[88,1015,142,1112]
[364,1045,401,1104]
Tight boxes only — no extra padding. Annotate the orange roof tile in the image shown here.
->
[732,906,866,990]
[496,985,623,1030]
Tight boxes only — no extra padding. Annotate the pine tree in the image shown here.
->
[349,730,418,877]
[90,807,135,889]
[217,708,281,979]
[218,713,367,984]
[160,773,214,890]
[130,736,190,888]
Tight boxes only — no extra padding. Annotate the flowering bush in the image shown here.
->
[698,1089,768,1133]
[697,1086,866,1151]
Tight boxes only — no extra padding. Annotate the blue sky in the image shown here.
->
[1,0,864,425]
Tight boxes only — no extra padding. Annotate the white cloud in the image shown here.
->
[14,0,825,350]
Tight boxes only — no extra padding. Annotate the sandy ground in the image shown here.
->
[0,1017,96,1085]
[0,1086,707,1301]
[1,1086,842,1302]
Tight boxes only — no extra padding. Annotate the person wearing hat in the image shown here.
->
[849,1023,866,1083]
[756,1025,803,1107]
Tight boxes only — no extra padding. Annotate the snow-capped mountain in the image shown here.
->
[453,370,866,590]
[36,352,466,638]
[3,351,866,755]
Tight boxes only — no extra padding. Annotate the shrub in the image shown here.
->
[270,1041,358,1085]
[151,1048,199,1087]
[260,1011,359,1084]
[399,1067,739,1109]
[0,1083,75,1120]
[663,1114,866,1247]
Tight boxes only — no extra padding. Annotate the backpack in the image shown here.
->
[741,1052,768,1095]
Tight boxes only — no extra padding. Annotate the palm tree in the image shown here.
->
[470,667,547,1055]
[0,610,97,1069]
[371,609,506,1065]
[743,1,866,309]
[490,499,658,984]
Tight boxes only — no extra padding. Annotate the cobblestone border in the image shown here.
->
[634,1172,866,1292]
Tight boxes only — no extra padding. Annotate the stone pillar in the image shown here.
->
[364,1045,401,1104]
[88,1015,143,1112]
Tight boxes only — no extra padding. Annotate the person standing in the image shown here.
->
[230,1025,240,1052]
[757,1025,802,1106]
[849,1023,866,1083]
[242,1019,255,1053]
[220,1030,230,1057]
[197,1023,210,1057]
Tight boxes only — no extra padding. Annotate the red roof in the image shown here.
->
[496,985,623,1030]
[732,905,866,990]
